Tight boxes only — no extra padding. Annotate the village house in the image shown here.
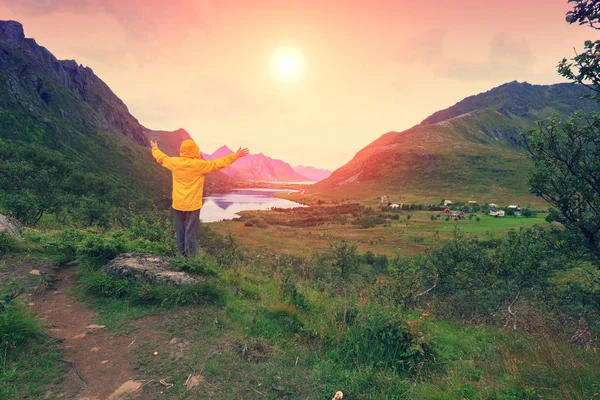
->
[489,208,505,217]
[488,203,498,208]
[443,199,453,206]
[389,204,399,209]
[450,211,466,220]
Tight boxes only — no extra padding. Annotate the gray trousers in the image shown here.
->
[174,209,201,257]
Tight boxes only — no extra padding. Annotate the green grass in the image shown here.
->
[211,209,549,256]
[431,215,548,233]
[2,216,598,399]
[65,249,600,399]
[412,322,600,399]
[0,337,66,399]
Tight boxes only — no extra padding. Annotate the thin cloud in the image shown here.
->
[441,33,534,81]
[2,0,215,41]
[394,29,448,66]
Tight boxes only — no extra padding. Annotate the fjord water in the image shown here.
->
[201,189,305,222]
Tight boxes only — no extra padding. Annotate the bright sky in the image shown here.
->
[0,0,593,170]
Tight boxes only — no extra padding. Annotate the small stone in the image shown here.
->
[71,333,86,339]
[153,351,158,356]
[85,324,106,331]
[169,338,179,345]
[29,269,41,276]
[101,360,109,364]
[186,375,205,389]
[27,302,35,307]
[91,346,101,352]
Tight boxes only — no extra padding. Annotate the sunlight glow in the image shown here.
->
[269,47,305,82]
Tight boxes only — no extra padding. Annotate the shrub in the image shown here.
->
[171,255,219,276]
[79,271,131,298]
[198,225,244,267]
[128,211,175,245]
[336,305,432,371]
[328,240,360,280]
[0,233,16,255]
[42,228,85,264]
[76,233,125,269]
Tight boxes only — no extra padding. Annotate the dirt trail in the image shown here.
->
[33,266,165,400]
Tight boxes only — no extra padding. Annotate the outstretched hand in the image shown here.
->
[236,147,250,158]
[150,140,158,149]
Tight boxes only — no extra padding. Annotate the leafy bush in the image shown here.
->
[76,233,125,269]
[0,233,16,255]
[335,305,432,371]
[198,225,245,267]
[79,271,132,298]
[328,240,360,279]
[127,211,176,255]
[171,255,219,276]
[42,228,85,264]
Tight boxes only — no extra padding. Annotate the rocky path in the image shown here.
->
[33,266,164,400]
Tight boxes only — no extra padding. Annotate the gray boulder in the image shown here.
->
[100,253,200,287]
[0,214,21,239]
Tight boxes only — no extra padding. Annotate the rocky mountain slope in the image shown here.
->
[311,81,599,202]
[204,146,311,182]
[0,20,233,219]
[293,165,332,181]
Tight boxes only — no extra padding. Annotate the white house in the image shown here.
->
[489,208,505,217]
[390,204,399,209]
[488,203,498,208]
[443,200,453,206]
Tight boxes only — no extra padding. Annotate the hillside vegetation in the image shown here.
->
[311,81,599,203]
[2,214,599,399]
[0,21,233,227]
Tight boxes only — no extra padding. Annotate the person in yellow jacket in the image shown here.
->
[151,139,249,257]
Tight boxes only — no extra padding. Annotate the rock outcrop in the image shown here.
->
[0,214,21,239]
[100,253,200,287]
[0,20,148,147]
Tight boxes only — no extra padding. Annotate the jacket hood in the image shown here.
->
[180,140,200,159]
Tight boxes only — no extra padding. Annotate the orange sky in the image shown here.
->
[0,0,593,170]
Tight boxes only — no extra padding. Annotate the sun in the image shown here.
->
[269,47,305,82]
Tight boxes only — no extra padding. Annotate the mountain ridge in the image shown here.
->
[0,19,234,219]
[311,81,599,203]
[203,147,312,182]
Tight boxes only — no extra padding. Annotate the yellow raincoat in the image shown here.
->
[152,140,239,211]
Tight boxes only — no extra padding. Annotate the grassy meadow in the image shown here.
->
[2,201,598,399]
[209,198,548,256]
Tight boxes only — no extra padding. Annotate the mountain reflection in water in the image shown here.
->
[200,189,305,222]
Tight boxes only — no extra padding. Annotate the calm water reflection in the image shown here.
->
[201,189,305,222]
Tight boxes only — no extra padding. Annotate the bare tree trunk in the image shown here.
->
[503,290,521,331]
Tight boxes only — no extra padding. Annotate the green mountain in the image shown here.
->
[0,20,232,224]
[311,81,599,204]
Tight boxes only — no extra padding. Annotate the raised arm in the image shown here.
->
[198,147,249,174]
[151,140,173,170]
